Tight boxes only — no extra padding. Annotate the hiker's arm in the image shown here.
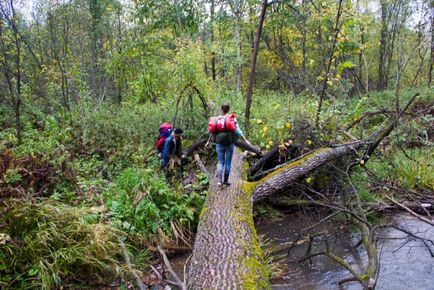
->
[205,134,212,148]
[235,124,251,145]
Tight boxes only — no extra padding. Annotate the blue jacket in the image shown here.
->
[161,134,182,168]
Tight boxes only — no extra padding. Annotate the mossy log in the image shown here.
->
[186,142,365,289]
[187,149,269,289]
[186,93,418,289]
[251,142,363,202]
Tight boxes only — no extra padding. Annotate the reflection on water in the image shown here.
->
[256,213,434,290]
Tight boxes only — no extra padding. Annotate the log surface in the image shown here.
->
[187,149,268,289]
[252,142,363,202]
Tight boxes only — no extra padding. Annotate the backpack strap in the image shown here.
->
[215,117,218,133]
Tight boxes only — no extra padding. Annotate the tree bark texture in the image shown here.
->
[187,149,269,289]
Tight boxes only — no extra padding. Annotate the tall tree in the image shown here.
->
[0,0,23,143]
[244,0,268,133]
[228,0,244,93]
[429,0,434,87]
[315,0,344,128]
[210,0,216,81]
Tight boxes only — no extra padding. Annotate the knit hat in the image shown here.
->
[174,128,183,134]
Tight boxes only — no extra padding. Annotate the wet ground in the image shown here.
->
[170,213,434,290]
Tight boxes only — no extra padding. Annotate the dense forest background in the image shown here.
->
[0,0,433,288]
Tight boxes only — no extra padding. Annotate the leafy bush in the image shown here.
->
[0,201,138,289]
[103,167,204,237]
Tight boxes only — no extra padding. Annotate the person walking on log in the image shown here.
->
[206,102,250,186]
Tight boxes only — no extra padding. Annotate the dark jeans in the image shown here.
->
[216,143,235,183]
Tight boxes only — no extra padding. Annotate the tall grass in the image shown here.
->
[0,200,143,289]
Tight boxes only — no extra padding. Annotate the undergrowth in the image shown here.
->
[0,200,142,289]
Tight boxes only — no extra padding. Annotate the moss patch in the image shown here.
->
[233,181,270,289]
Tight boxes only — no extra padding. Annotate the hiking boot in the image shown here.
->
[223,182,231,187]
[217,181,222,186]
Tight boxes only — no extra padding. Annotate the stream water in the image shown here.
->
[170,213,434,290]
[257,213,434,290]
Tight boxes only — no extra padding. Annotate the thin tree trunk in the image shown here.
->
[315,0,343,127]
[357,0,365,90]
[174,0,184,39]
[301,0,307,78]
[245,0,268,133]
[89,0,99,106]
[429,2,434,87]
[378,0,388,90]
[210,0,216,81]
[12,0,21,144]
[1,0,22,143]
[115,6,122,107]
[384,1,402,89]
[234,0,242,93]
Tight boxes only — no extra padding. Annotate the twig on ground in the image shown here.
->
[157,244,187,290]
[193,151,210,181]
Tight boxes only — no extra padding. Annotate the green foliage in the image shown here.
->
[103,167,204,237]
[358,187,379,203]
[242,92,316,149]
[364,148,434,191]
[254,204,280,222]
[392,149,434,190]
[2,169,22,185]
[0,200,139,289]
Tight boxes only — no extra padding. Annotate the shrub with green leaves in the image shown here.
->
[103,167,204,237]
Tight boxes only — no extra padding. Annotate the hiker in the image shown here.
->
[205,102,250,186]
[160,128,185,172]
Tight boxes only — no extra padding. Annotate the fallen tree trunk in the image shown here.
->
[250,142,363,202]
[186,142,366,289]
[187,149,269,289]
[186,94,419,289]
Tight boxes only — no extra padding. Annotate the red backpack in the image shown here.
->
[208,114,237,134]
[156,123,173,152]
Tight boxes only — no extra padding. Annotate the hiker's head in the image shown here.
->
[221,102,230,114]
[174,128,183,140]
